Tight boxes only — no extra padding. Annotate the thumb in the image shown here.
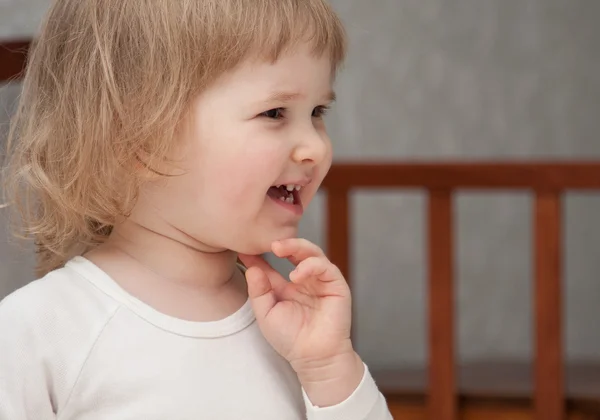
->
[244,266,277,323]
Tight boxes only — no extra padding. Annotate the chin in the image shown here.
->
[272,225,299,241]
[234,227,299,255]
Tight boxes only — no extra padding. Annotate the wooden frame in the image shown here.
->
[321,162,600,420]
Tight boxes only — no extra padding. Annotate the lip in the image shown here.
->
[272,178,312,188]
[267,194,304,216]
[267,177,311,217]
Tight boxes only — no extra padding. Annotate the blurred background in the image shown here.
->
[1,1,600,416]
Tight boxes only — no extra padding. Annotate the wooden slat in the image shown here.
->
[534,191,565,420]
[325,188,350,283]
[322,162,600,190]
[427,189,457,420]
[0,40,30,82]
[325,188,353,338]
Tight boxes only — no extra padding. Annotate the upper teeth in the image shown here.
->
[280,184,301,191]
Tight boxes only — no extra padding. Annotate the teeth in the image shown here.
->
[278,196,295,204]
[284,184,302,191]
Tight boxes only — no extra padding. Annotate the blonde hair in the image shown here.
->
[2,0,347,276]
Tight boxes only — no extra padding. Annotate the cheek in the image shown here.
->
[314,137,333,180]
[188,123,290,210]
[202,156,273,209]
[300,140,332,206]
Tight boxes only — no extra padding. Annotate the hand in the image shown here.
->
[238,238,364,406]
[238,238,351,364]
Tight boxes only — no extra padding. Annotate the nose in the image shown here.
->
[291,126,329,166]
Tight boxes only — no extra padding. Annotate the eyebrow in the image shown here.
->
[262,90,337,105]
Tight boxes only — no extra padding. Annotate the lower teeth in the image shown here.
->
[279,195,294,204]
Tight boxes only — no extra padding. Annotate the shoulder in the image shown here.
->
[0,263,122,414]
[0,262,122,407]
[0,261,120,347]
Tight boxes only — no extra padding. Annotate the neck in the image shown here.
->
[85,217,248,322]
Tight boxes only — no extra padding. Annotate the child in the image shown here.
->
[0,0,392,419]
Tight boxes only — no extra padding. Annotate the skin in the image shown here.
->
[86,43,364,407]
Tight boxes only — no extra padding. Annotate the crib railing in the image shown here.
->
[321,162,600,420]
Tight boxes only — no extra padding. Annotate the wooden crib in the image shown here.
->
[3,40,600,420]
[321,162,600,420]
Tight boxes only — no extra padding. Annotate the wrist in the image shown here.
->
[294,350,365,408]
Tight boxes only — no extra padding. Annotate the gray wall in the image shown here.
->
[1,0,599,369]
[1,83,36,300]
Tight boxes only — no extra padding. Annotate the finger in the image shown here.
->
[244,266,277,322]
[289,256,342,283]
[238,254,288,291]
[271,238,325,266]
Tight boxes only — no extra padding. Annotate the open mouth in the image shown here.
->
[267,184,302,205]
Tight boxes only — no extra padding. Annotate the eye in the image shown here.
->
[260,108,285,119]
[312,105,330,118]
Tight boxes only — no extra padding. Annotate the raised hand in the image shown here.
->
[238,238,364,407]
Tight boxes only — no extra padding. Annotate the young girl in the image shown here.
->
[1,0,392,419]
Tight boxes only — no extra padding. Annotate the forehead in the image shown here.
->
[209,45,334,101]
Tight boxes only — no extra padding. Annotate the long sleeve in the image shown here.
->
[302,363,393,420]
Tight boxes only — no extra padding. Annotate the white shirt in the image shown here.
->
[0,256,392,419]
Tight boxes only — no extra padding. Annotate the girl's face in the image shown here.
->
[136,44,335,254]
